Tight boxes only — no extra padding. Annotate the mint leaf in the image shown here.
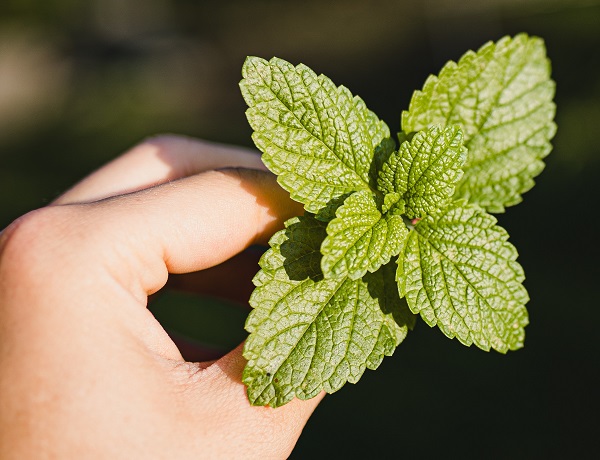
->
[377,125,466,219]
[367,136,397,198]
[320,190,408,280]
[402,34,556,212]
[244,215,407,407]
[397,202,529,353]
[364,257,417,332]
[240,56,389,214]
[240,35,555,406]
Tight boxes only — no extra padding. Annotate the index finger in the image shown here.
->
[52,135,266,205]
[60,168,303,298]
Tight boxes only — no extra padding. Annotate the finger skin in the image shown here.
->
[61,168,302,299]
[0,142,320,459]
[52,135,266,205]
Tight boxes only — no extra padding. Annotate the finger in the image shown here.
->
[59,168,302,300]
[52,135,265,205]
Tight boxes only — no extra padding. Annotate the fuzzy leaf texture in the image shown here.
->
[240,56,389,214]
[240,34,555,407]
[377,125,467,219]
[320,190,408,280]
[402,33,556,212]
[397,202,529,353]
[244,216,410,407]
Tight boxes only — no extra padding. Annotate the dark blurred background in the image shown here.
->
[1,0,599,458]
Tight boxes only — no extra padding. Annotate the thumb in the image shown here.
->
[183,344,324,459]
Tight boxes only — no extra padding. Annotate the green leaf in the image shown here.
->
[244,215,408,407]
[377,125,466,219]
[402,34,556,212]
[397,202,529,353]
[320,190,408,280]
[240,56,389,214]
[364,257,417,332]
[369,136,397,191]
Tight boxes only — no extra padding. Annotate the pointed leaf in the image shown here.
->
[397,202,529,353]
[377,125,466,218]
[241,57,389,214]
[244,215,407,407]
[320,190,408,280]
[402,34,556,212]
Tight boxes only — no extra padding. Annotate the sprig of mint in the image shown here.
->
[239,33,556,407]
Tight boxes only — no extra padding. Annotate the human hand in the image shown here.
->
[0,136,324,459]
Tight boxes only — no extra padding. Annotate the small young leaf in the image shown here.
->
[320,190,408,280]
[397,202,529,353]
[377,125,466,219]
[402,34,556,212]
[240,56,388,214]
[244,215,408,407]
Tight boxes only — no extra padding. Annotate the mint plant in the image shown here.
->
[239,34,556,407]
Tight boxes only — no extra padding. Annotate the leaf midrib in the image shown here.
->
[255,62,370,189]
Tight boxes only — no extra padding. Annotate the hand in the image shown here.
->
[0,136,323,459]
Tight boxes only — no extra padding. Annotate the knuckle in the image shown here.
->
[0,206,79,276]
[140,133,186,146]
[127,134,198,177]
[130,134,189,159]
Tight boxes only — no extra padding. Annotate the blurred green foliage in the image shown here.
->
[1,0,599,457]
